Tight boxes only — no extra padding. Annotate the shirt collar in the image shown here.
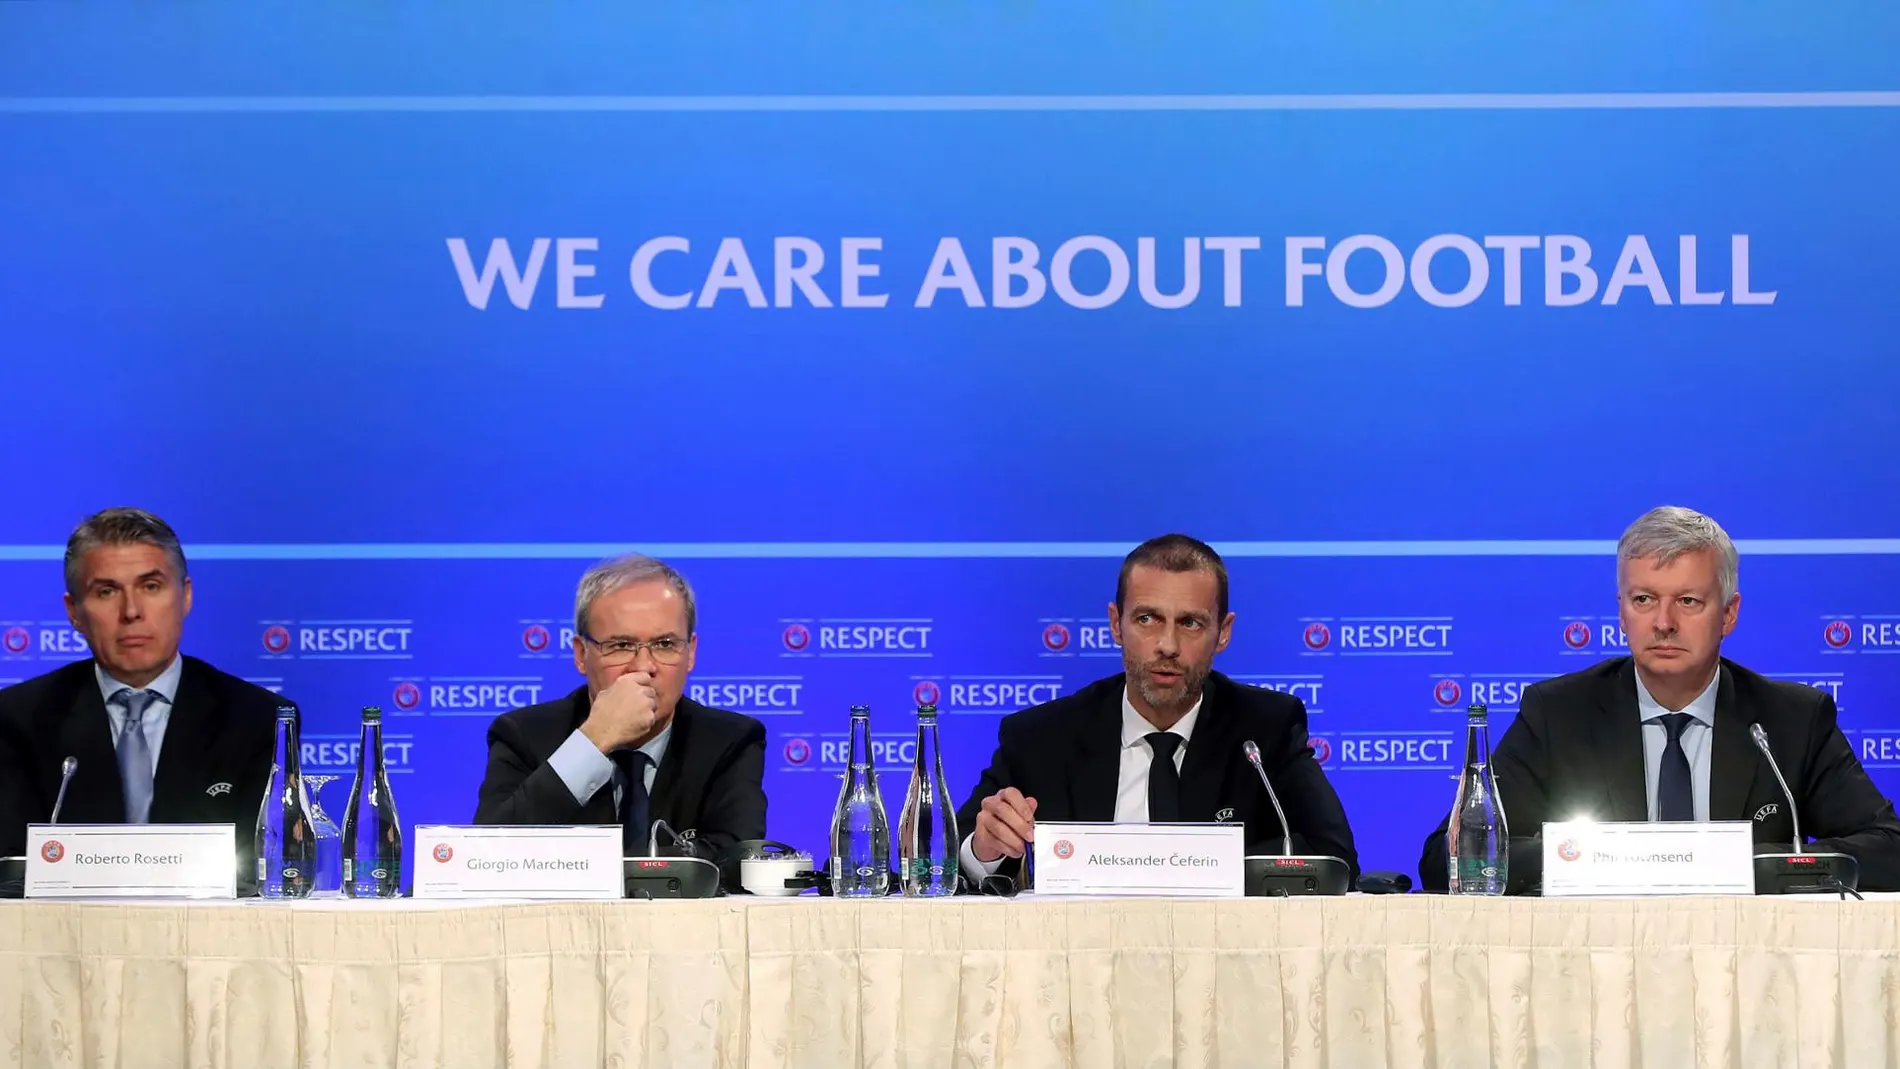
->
[1121,685,1203,750]
[1634,665,1719,728]
[95,654,183,708]
[636,716,674,767]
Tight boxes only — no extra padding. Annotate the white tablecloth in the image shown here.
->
[3,893,1895,1068]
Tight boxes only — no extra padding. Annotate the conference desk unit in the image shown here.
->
[2,893,1888,1068]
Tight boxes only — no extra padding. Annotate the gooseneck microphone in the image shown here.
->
[623,818,721,899]
[1242,740,1293,856]
[1238,740,1350,896]
[648,817,677,858]
[49,756,78,824]
[1749,724,1803,852]
[1748,723,1860,895]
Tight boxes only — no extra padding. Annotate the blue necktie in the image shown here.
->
[1657,713,1695,822]
[615,750,653,854]
[113,688,157,824]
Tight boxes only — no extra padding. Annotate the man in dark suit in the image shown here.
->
[0,509,281,873]
[474,555,766,856]
[1421,506,1900,891]
[957,535,1358,884]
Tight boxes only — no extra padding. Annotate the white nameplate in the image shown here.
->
[1542,820,1755,897]
[25,824,236,899]
[1033,821,1245,898]
[413,825,623,899]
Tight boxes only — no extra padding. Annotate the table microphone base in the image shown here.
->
[1753,851,1858,895]
[1245,855,1350,897]
[0,856,22,900]
[625,856,721,899]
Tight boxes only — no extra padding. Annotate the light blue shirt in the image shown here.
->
[546,719,672,810]
[1636,668,1719,822]
[95,655,182,774]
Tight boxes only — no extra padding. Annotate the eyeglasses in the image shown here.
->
[580,633,688,666]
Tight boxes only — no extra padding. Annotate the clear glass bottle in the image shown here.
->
[898,703,958,896]
[255,705,316,899]
[1447,703,1508,895]
[828,704,891,897]
[342,706,404,898]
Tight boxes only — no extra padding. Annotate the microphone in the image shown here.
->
[648,817,677,858]
[1749,724,1803,852]
[1239,740,1349,896]
[1,756,79,899]
[1748,723,1859,895]
[49,756,78,824]
[623,818,721,900]
[1242,741,1293,856]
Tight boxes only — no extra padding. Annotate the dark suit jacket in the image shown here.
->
[473,686,767,856]
[956,671,1359,883]
[1420,656,1900,891]
[0,656,283,878]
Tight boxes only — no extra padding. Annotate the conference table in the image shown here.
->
[2,893,1893,1068]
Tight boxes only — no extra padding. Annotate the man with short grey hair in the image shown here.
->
[0,508,286,882]
[474,555,767,856]
[1421,505,1900,892]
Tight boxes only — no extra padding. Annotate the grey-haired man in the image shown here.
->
[474,555,766,856]
[1420,506,1900,891]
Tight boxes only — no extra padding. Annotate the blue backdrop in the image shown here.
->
[3,5,1898,884]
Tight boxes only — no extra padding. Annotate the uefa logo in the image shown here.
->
[1302,622,1331,651]
[1433,679,1463,706]
[912,680,941,708]
[262,626,291,654]
[1562,621,1591,650]
[1557,839,1582,863]
[1825,620,1853,649]
[393,682,422,711]
[1308,736,1332,764]
[432,843,454,863]
[1,627,27,655]
[1053,840,1075,860]
[782,624,811,652]
[1042,624,1071,652]
[40,840,64,863]
[522,625,550,653]
[783,738,812,765]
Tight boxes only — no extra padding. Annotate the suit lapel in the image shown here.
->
[60,667,123,823]
[152,659,221,819]
[1178,678,1237,822]
[1070,682,1124,821]
[1592,659,1650,822]
[1708,662,1765,822]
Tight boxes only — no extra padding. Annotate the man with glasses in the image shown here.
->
[474,555,767,856]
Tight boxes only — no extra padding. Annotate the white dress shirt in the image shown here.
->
[546,719,672,809]
[1636,668,1718,821]
[95,655,183,773]
[960,688,1204,878]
